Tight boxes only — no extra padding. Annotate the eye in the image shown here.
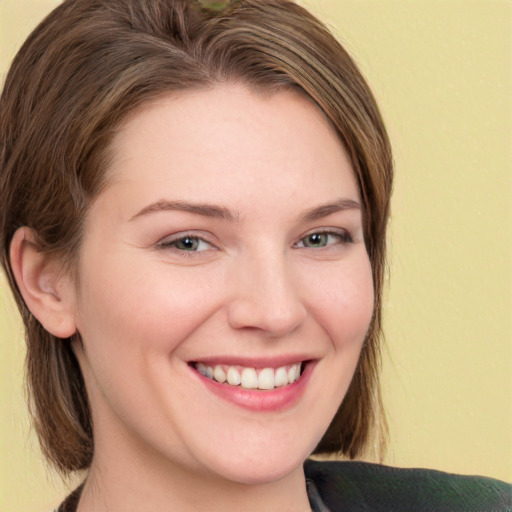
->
[158,234,213,253]
[295,229,353,249]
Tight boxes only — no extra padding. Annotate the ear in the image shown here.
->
[9,227,77,339]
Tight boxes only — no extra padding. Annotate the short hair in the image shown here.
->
[0,0,393,474]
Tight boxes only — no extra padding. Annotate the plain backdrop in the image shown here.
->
[1,1,511,510]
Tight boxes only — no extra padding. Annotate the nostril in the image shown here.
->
[227,299,307,337]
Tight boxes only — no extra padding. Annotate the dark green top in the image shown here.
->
[305,460,511,512]
[58,460,511,511]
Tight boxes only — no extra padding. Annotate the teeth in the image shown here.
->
[197,363,208,377]
[274,366,288,387]
[287,365,298,383]
[213,365,226,383]
[241,368,258,389]
[196,362,303,390]
[227,366,241,386]
[258,368,275,390]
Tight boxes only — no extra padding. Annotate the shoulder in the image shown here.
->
[304,459,512,512]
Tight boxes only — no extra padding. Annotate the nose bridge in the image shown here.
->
[227,245,307,336]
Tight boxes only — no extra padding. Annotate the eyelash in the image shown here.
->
[293,229,354,249]
[157,228,353,256]
[157,232,216,255]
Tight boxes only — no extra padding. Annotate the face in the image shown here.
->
[71,84,374,485]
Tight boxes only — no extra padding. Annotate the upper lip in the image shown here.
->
[187,354,316,369]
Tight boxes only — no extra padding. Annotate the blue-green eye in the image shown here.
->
[175,237,201,251]
[159,235,212,252]
[296,230,353,249]
[302,233,330,248]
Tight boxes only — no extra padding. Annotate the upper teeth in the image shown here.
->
[195,362,302,390]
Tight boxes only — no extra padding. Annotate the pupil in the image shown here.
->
[308,234,326,247]
[178,238,198,251]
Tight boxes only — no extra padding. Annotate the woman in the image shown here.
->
[0,0,509,510]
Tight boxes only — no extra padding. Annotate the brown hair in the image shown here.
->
[0,0,392,474]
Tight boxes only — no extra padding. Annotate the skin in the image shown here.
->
[12,84,374,511]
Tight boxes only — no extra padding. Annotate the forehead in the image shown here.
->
[101,83,359,216]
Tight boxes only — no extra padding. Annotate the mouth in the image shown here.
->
[188,357,315,411]
[190,361,305,391]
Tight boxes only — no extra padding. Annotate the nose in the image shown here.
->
[226,250,307,337]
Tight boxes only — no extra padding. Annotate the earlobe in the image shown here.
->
[9,227,77,339]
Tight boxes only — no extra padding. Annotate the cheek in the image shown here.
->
[73,257,226,438]
[304,256,374,349]
[75,256,224,356]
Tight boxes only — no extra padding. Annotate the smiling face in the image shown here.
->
[70,84,374,489]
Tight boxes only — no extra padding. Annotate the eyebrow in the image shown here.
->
[130,200,239,222]
[298,198,361,222]
[130,198,360,223]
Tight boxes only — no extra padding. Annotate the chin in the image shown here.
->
[216,459,304,486]
[195,438,315,486]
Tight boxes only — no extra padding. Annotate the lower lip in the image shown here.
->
[191,362,315,412]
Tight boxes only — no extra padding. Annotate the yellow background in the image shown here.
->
[1,0,511,510]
